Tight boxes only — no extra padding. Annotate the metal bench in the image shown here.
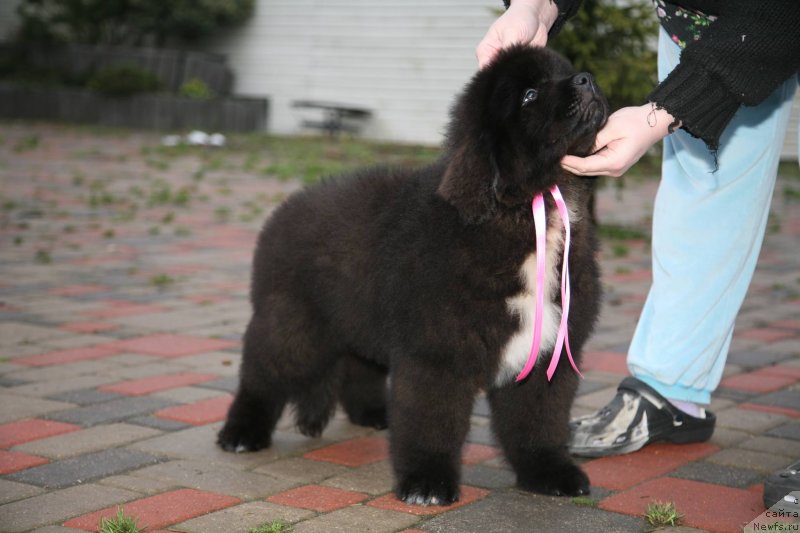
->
[292,100,373,137]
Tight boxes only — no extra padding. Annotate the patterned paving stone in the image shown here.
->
[576,378,612,396]
[5,359,119,383]
[368,485,489,516]
[465,423,497,446]
[1,122,798,533]
[150,385,227,404]
[128,423,317,469]
[321,460,394,496]
[153,394,232,425]
[254,457,351,484]
[45,396,177,426]
[735,327,796,343]
[720,368,798,393]
[0,419,81,448]
[15,346,121,367]
[267,484,369,512]
[0,394,75,424]
[304,436,390,467]
[99,333,237,357]
[461,464,517,489]
[715,407,789,433]
[0,376,28,387]
[80,301,167,319]
[749,388,800,410]
[727,350,794,368]
[669,460,765,488]
[599,477,764,533]
[291,504,421,533]
[767,421,800,441]
[706,448,794,474]
[0,484,137,532]
[461,443,502,465]
[39,333,119,351]
[131,459,296,499]
[63,488,240,531]
[715,387,760,403]
[583,442,719,490]
[47,389,123,406]
[174,501,315,533]
[8,375,116,397]
[738,435,800,457]
[581,351,628,375]
[6,448,162,489]
[420,489,643,532]
[0,449,49,474]
[13,423,161,459]
[49,285,111,297]
[59,321,118,334]
[98,473,178,496]
[0,322,68,347]
[169,351,240,375]
[0,478,45,504]
[739,402,800,418]
[127,414,191,431]
[99,372,218,396]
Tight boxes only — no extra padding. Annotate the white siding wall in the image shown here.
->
[0,1,20,41]
[204,0,498,144]
[782,94,800,162]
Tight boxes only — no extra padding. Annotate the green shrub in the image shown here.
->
[179,78,214,100]
[87,64,161,97]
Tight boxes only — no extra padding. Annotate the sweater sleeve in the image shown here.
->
[648,1,800,150]
[502,0,583,39]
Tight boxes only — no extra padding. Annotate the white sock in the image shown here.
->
[668,398,706,419]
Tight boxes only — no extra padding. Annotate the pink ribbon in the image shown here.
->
[515,184,583,383]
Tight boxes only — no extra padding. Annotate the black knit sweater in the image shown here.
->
[503,0,800,149]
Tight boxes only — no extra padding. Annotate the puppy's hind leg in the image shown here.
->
[339,355,389,430]
[293,360,343,438]
[489,370,589,496]
[218,316,288,453]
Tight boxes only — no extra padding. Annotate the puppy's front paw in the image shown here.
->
[217,422,271,453]
[396,473,460,506]
[518,459,590,497]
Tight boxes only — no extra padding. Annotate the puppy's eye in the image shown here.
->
[522,88,538,107]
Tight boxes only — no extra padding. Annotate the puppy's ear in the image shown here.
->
[438,131,498,224]
[437,71,502,224]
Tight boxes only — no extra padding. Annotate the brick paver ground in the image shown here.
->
[1,122,798,532]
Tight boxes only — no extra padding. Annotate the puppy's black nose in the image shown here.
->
[572,72,593,86]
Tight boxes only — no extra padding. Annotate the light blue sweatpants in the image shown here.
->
[627,29,798,404]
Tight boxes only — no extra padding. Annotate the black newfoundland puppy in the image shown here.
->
[218,45,609,505]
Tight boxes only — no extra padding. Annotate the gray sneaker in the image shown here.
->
[569,377,716,457]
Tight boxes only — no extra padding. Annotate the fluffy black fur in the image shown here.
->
[218,46,609,505]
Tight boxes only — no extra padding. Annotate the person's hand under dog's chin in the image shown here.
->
[561,103,679,177]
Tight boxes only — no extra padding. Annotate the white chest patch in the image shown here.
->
[494,219,565,387]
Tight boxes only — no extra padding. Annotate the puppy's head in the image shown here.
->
[439,45,608,223]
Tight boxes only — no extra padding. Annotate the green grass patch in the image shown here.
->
[99,506,141,533]
[597,223,649,241]
[249,519,293,533]
[645,501,682,528]
[149,273,175,289]
[778,161,800,179]
[571,496,598,507]
[34,249,52,264]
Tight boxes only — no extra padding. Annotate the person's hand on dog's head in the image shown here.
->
[561,104,679,177]
[476,0,559,69]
